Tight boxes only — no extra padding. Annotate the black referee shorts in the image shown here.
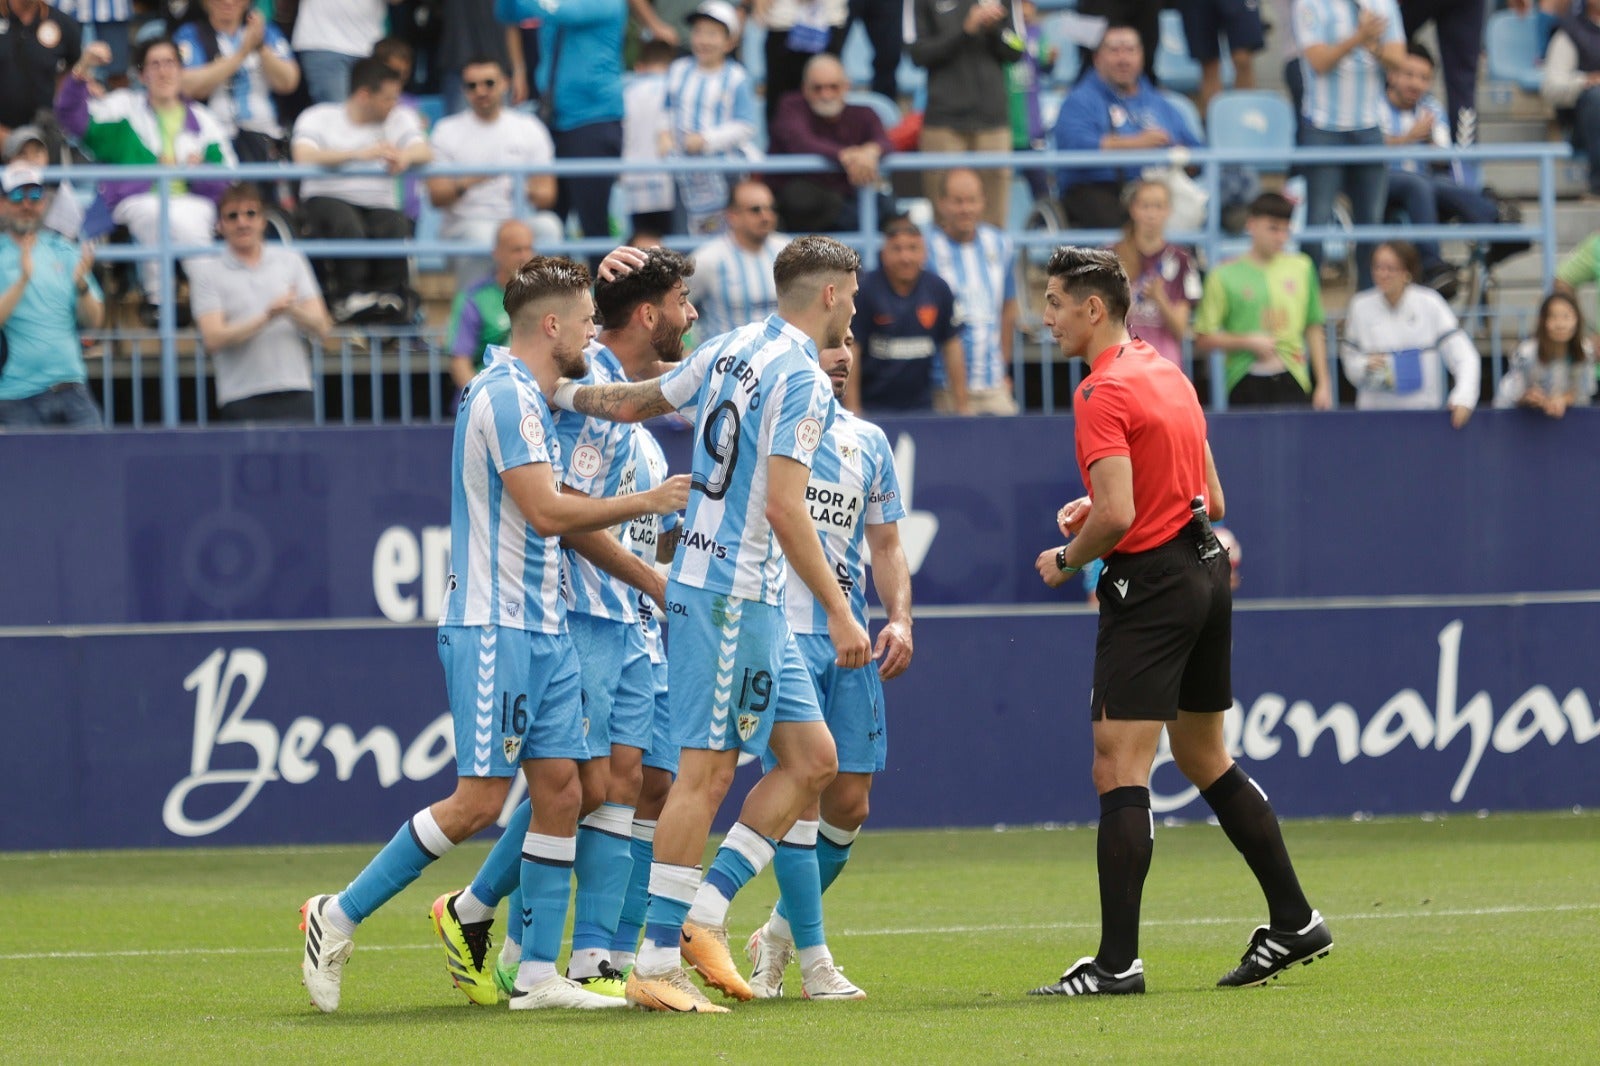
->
[1090,530,1233,721]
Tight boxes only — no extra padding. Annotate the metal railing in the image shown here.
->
[39,139,1569,424]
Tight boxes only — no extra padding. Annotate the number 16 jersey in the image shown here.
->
[658,313,836,605]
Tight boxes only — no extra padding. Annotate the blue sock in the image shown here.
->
[771,820,824,949]
[571,803,635,954]
[466,798,531,911]
[519,832,577,965]
[698,822,774,918]
[817,825,855,895]
[338,808,455,923]
[642,862,700,950]
[504,888,524,954]
[610,820,655,956]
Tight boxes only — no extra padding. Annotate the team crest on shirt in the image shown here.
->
[917,305,938,329]
[520,413,546,447]
[737,713,760,741]
[571,443,602,479]
[503,737,522,762]
[796,417,823,452]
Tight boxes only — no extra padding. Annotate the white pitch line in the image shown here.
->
[2,902,1595,962]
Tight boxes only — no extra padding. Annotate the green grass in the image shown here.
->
[4,812,1599,1064]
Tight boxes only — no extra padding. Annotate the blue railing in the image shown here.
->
[40,139,1568,424]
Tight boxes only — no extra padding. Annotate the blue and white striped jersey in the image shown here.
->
[1293,0,1403,132]
[659,314,836,605]
[54,0,133,21]
[784,412,906,635]
[440,345,567,634]
[1377,91,1466,184]
[664,57,758,151]
[690,233,792,341]
[924,223,1016,391]
[555,342,641,624]
[627,426,680,664]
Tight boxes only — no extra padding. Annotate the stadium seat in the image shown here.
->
[412,192,446,273]
[1154,9,1232,95]
[846,90,901,131]
[411,94,447,128]
[1484,11,1545,95]
[1161,88,1204,142]
[1206,90,1295,174]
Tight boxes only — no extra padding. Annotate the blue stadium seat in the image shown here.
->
[1161,88,1204,142]
[846,90,901,131]
[1485,11,1545,95]
[411,94,447,128]
[1206,90,1295,174]
[413,193,446,273]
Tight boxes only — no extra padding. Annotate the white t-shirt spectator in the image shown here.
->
[189,245,323,406]
[292,0,388,57]
[622,71,673,216]
[429,108,555,222]
[293,102,426,210]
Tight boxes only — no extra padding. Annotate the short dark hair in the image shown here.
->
[726,178,772,210]
[1247,191,1294,221]
[1406,41,1435,68]
[881,215,921,240]
[459,54,505,76]
[349,56,402,96]
[504,256,593,325]
[372,36,414,69]
[1045,245,1131,323]
[773,235,861,299]
[217,181,263,213]
[134,36,178,71]
[637,38,679,67]
[594,247,695,327]
[1374,239,1423,281]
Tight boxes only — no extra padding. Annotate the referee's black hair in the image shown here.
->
[594,247,695,327]
[1045,245,1131,323]
[504,255,592,324]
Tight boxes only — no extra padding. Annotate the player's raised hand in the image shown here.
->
[829,611,872,670]
[873,619,912,680]
[598,245,649,281]
[647,474,692,515]
[1056,495,1091,537]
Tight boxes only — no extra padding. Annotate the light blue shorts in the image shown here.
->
[665,579,822,756]
[762,633,888,775]
[438,625,588,777]
[568,612,654,758]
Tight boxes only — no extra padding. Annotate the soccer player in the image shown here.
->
[456,248,700,1001]
[549,235,873,1013]
[1027,246,1330,996]
[745,333,915,1001]
[297,256,689,1014]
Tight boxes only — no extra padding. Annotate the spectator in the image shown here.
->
[446,218,533,394]
[54,1,131,79]
[292,0,398,104]
[291,55,430,322]
[436,0,513,115]
[1542,0,1600,199]
[1339,240,1478,426]
[1380,42,1507,295]
[620,37,677,237]
[1495,291,1597,416]
[768,53,893,233]
[1109,178,1200,368]
[1073,0,1160,84]
[1292,0,1405,291]
[0,161,104,429]
[1397,0,1486,189]
[496,0,626,248]
[57,38,236,313]
[924,167,1018,415]
[1051,23,1201,231]
[189,182,333,423]
[846,0,902,101]
[0,0,83,144]
[848,215,966,414]
[426,54,559,289]
[662,1,757,235]
[755,0,849,133]
[1176,0,1264,113]
[3,125,84,238]
[176,0,302,164]
[908,0,1023,228]
[1193,191,1332,409]
[688,178,789,340]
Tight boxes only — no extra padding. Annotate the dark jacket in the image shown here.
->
[908,0,1024,131]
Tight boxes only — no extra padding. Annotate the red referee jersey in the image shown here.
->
[1074,338,1210,555]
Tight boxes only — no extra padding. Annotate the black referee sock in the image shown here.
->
[1094,786,1153,974]
[1200,764,1313,931]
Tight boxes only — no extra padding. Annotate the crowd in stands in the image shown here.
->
[0,0,1596,428]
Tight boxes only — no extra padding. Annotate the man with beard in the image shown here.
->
[433,248,700,1004]
[0,161,103,428]
[298,255,690,1015]
[767,54,893,234]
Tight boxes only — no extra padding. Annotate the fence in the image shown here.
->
[40,141,1569,424]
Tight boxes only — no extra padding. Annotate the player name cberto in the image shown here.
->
[712,352,763,408]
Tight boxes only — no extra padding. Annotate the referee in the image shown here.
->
[1027,247,1332,997]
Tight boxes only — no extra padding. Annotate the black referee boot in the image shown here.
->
[1028,956,1145,996]
[1217,910,1333,987]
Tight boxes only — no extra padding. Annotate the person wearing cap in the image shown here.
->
[0,0,83,142]
[768,53,894,234]
[0,161,104,429]
[2,125,85,239]
[661,0,757,235]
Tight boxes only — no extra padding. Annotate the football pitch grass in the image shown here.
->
[4,811,1597,1065]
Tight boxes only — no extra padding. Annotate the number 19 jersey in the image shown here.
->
[658,313,836,605]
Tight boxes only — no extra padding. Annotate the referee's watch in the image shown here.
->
[1056,548,1080,574]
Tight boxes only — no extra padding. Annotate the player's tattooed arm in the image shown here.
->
[552,379,676,423]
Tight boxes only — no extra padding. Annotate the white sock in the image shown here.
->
[818,819,860,848]
[500,937,520,967]
[567,947,609,979]
[452,889,495,925]
[516,960,557,989]
[611,950,637,971]
[324,896,356,936]
[767,911,793,943]
[636,941,679,975]
[686,880,734,929]
[799,945,833,971]
[686,823,773,928]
